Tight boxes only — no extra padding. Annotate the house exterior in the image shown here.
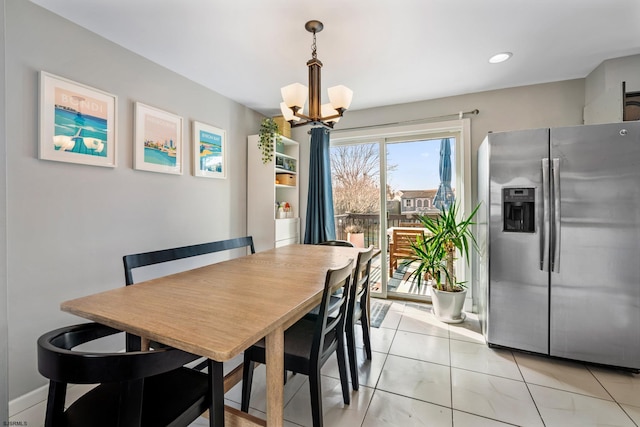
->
[399,189,439,214]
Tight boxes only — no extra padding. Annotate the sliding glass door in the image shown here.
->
[330,129,462,301]
[385,137,456,301]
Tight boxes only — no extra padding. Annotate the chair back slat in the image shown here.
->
[317,240,354,247]
[123,236,255,285]
[392,229,424,258]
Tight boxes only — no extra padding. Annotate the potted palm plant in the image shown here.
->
[407,202,480,323]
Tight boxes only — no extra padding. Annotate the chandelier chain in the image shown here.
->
[311,31,317,59]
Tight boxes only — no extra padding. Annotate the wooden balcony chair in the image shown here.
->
[241,261,354,427]
[389,228,425,277]
[398,222,422,227]
[37,322,210,427]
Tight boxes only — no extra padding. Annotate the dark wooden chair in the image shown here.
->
[37,322,210,427]
[314,240,354,302]
[317,240,354,247]
[346,245,375,390]
[310,244,375,390]
[240,260,354,427]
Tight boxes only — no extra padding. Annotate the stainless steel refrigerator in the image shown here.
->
[477,121,640,370]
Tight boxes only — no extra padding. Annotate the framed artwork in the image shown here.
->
[193,121,226,179]
[134,102,183,175]
[39,71,117,167]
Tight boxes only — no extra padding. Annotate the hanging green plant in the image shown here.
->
[258,118,282,164]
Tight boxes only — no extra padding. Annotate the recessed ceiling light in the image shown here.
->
[489,52,513,64]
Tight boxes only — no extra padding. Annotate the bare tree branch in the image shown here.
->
[330,145,396,214]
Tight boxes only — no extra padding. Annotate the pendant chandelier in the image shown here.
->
[279,20,353,129]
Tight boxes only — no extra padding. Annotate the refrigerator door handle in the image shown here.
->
[541,158,550,271]
[551,158,561,272]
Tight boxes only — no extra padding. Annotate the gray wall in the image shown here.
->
[584,54,640,124]
[5,0,262,400]
[295,78,586,239]
[335,79,586,204]
[1,0,9,420]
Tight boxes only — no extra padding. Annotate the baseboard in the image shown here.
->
[9,384,48,417]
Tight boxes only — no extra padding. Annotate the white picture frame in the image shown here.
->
[193,121,227,179]
[39,71,117,167]
[134,102,183,175]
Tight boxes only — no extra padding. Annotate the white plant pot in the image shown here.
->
[347,232,365,248]
[431,286,466,323]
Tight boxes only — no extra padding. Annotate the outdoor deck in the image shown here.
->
[334,212,435,300]
[369,252,432,300]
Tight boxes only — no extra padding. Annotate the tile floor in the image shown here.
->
[12,300,640,427]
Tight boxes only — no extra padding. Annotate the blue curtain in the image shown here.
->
[304,127,336,244]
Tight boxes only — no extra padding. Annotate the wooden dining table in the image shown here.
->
[61,243,364,427]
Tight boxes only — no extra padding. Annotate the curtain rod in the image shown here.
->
[325,108,479,134]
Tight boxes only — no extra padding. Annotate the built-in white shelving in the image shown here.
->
[247,135,300,252]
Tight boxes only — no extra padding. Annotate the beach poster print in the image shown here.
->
[193,121,226,178]
[134,102,183,175]
[39,72,117,167]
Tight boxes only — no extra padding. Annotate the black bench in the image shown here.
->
[122,236,255,351]
[123,236,255,286]
[121,236,255,427]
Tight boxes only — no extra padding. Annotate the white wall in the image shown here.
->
[4,0,262,400]
[584,54,640,124]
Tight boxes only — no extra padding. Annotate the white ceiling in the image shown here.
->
[29,0,640,117]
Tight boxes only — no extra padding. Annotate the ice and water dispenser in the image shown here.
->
[503,188,535,233]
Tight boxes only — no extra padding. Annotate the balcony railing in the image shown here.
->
[334,212,437,248]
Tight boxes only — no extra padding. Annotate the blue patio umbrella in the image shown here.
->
[433,138,455,210]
